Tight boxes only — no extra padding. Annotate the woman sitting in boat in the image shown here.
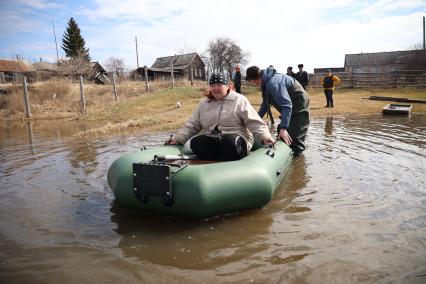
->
[168,73,275,161]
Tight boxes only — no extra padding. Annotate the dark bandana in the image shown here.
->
[209,73,228,85]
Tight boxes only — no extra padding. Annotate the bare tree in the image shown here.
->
[59,51,94,78]
[175,44,196,55]
[206,38,250,78]
[409,43,424,50]
[105,56,126,77]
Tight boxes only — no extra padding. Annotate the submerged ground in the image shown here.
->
[1,80,425,137]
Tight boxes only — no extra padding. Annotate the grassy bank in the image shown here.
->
[1,79,425,136]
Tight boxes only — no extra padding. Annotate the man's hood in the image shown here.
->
[261,67,277,86]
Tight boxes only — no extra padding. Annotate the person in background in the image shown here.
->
[320,69,341,107]
[233,66,242,94]
[295,64,309,90]
[245,66,310,156]
[286,66,296,78]
[168,73,274,161]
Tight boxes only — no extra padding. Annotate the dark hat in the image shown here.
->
[288,66,293,70]
[209,73,228,85]
[298,64,304,68]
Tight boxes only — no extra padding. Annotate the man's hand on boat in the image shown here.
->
[278,129,293,145]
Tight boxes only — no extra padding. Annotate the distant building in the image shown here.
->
[311,49,426,88]
[0,59,34,83]
[313,67,345,74]
[59,60,110,84]
[32,61,60,81]
[344,50,426,73]
[131,52,206,81]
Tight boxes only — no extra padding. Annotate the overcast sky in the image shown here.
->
[0,0,425,73]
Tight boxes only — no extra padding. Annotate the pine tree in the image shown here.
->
[62,18,91,61]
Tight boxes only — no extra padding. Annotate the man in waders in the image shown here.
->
[245,66,310,156]
[320,69,340,107]
[233,66,242,94]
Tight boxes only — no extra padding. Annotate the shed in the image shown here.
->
[0,59,34,83]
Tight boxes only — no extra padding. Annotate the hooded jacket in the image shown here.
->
[174,90,272,151]
[258,68,309,130]
[258,68,293,129]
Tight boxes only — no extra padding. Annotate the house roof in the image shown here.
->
[151,53,202,70]
[32,61,60,72]
[57,61,106,75]
[89,61,106,73]
[345,50,424,66]
[0,59,34,72]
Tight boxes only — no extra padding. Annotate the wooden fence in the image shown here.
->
[310,70,426,89]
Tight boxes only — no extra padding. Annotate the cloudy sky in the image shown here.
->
[0,0,425,72]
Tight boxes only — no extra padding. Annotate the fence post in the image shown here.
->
[190,66,194,87]
[27,120,35,154]
[171,55,175,89]
[112,72,118,102]
[144,65,149,93]
[22,76,31,118]
[79,76,86,112]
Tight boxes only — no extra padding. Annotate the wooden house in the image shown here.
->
[132,52,206,81]
[59,60,110,84]
[32,61,60,81]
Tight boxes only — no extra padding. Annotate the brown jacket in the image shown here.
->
[174,90,272,151]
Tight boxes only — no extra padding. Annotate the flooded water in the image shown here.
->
[0,115,425,283]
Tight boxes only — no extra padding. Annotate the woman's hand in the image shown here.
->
[279,129,293,145]
[262,137,275,145]
[167,137,179,145]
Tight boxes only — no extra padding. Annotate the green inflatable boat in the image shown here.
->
[107,141,292,219]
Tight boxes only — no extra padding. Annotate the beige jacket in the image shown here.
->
[174,91,272,151]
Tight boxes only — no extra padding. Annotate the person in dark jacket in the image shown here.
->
[320,69,341,107]
[233,66,242,94]
[295,64,309,90]
[246,66,310,155]
[286,66,296,78]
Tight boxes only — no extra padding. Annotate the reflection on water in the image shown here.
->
[0,115,426,283]
[324,115,333,136]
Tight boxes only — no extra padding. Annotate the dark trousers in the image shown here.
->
[285,90,310,156]
[277,110,310,156]
[190,134,247,161]
[235,84,241,94]
[324,89,334,107]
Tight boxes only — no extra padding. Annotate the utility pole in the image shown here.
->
[423,16,425,67]
[52,19,59,63]
[171,54,176,88]
[423,16,425,51]
[135,36,140,69]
